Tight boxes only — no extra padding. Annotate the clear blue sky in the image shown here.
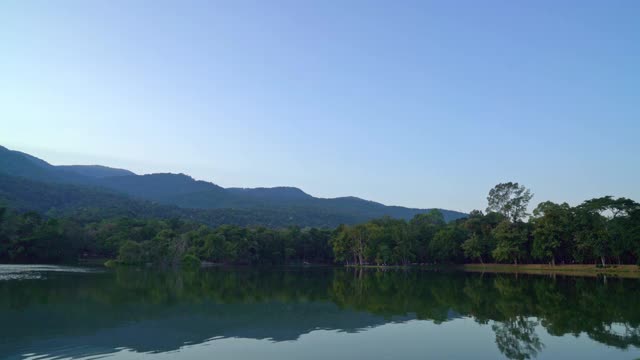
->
[1,0,639,212]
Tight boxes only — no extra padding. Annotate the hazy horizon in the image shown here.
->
[2,1,639,212]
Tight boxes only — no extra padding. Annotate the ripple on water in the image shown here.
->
[0,264,101,281]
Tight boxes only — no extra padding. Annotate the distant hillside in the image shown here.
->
[0,145,467,225]
[97,173,224,202]
[58,165,135,178]
[0,174,357,228]
[0,146,88,184]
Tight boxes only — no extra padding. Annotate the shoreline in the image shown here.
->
[462,263,640,278]
[9,261,640,279]
[344,263,640,278]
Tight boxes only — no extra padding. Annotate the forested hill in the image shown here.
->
[0,145,466,227]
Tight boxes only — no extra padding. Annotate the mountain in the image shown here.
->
[228,186,312,200]
[0,173,356,227]
[98,173,224,202]
[0,145,88,184]
[0,145,467,226]
[58,165,135,178]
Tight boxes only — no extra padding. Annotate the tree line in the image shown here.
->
[1,182,639,266]
[334,183,640,266]
[0,208,333,267]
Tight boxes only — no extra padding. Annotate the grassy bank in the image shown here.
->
[344,263,640,278]
[463,263,640,278]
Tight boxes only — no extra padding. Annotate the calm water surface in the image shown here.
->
[0,265,639,360]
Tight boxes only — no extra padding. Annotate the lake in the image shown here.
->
[0,265,639,360]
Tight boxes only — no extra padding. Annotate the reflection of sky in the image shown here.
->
[15,319,637,360]
[1,299,416,358]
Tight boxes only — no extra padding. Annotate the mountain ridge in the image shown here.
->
[0,145,467,225]
[58,165,136,178]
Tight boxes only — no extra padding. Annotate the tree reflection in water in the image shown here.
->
[0,266,638,359]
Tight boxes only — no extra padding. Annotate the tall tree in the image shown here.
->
[581,196,639,218]
[487,182,533,222]
[463,210,503,263]
[408,210,445,262]
[330,225,353,264]
[573,207,608,266]
[581,196,640,264]
[627,209,640,265]
[531,202,574,266]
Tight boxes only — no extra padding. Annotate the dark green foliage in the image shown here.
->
[117,240,144,265]
[492,221,529,265]
[429,224,467,263]
[461,233,484,263]
[573,207,610,266]
[329,189,639,266]
[461,210,502,263]
[0,209,83,263]
[181,254,201,269]
[0,206,337,266]
[531,202,574,265]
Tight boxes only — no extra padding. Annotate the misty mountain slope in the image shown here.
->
[0,145,467,223]
[164,189,464,222]
[0,146,90,184]
[58,165,135,178]
[0,173,358,227]
[227,186,313,200]
[96,173,225,202]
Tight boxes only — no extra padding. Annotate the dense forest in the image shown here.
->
[1,182,638,267]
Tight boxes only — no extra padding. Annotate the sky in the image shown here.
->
[1,0,639,213]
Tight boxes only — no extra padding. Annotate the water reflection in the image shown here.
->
[0,266,639,359]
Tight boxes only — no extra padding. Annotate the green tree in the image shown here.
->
[117,240,143,265]
[0,207,9,259]
[429,224,467,263]
[487,182,533,222]
[330,224,354,264]
[391,222,413,265]
[358,222,382,265]
[573,207,608,266]
[581,196,639,218]
[627,209,640,265]
[581,196,640,264]
[531,202,574,265]
[462,233,484,264]
[409,210,446,262]
[463,210,503,263]
[201,232,226,262]
[492,221,528,265]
